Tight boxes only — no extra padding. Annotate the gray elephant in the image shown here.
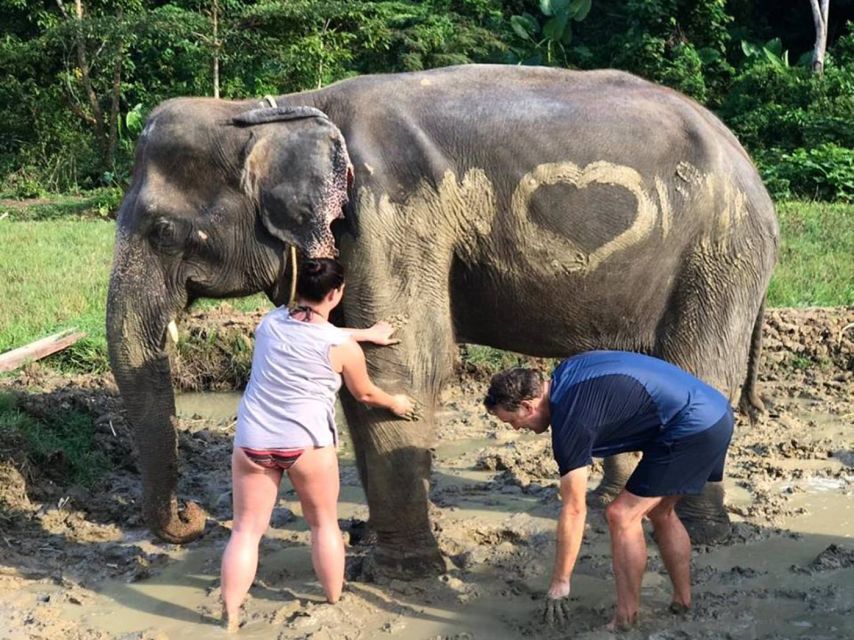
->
[106,64,777,576]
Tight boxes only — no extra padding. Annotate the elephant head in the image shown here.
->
[106,99,352,542]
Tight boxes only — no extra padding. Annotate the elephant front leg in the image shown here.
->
[340,393,445,579]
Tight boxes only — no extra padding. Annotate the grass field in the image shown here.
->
[0,199,850,372]
[768,201,853,307]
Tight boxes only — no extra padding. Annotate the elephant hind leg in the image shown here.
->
[651,252,767,544]
[675,482,731,545]
[591,452,641,507]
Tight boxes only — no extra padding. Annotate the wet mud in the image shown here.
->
[0,307,851,639]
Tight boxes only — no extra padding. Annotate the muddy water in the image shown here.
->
[55,391,854,639]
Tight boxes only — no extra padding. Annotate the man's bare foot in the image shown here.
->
[605,612,637,632]
[669,601,690,615]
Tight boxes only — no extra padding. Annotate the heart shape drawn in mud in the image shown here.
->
[508,160,659,273]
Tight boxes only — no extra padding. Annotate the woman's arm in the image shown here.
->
[332,339,413,416]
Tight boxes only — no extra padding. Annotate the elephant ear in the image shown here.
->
[234,106,353,256]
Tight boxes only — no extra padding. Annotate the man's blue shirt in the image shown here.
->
[549,351,731,476]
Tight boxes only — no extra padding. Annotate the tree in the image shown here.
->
[56,0,123,170]
[506,0,593,66]
[809,0,830,74]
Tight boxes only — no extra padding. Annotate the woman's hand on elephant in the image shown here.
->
[358,321,400,346]
[389,394,417,419]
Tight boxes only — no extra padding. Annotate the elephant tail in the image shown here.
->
[738,299,766,421]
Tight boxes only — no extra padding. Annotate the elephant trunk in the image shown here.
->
[106,257,206,543]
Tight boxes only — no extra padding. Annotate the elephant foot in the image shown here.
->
[676,482,731,545]
[148,500,207,544]
[739,391,766,424]
[341,518,378,547]
[351,531,446,582]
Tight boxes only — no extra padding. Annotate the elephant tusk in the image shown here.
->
[288,245,298,306]
[197,230,208,241]
[167,320,179,344]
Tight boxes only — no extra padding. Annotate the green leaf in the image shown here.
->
[698,47,721,64]
[796,51,814,67]
[542,13,569,42]
[125,104,143,134]
[511,14,537,40]
[741,40,760,58]
[763,47,785,68]
[561,21,573,45]
[765,37,783,57]
[541,0,571,17]
[570,0,592,21]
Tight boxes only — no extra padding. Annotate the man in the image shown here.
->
[483,351,733,630]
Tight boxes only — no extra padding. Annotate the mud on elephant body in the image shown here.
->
[106,64,778,570]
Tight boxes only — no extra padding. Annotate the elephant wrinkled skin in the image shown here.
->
[106,64,778,573]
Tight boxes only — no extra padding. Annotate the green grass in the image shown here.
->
[0,391,109,487]
[766,201,854,307]
[0,218,269,372]
[0,198,850,374]
[0,220,115,365]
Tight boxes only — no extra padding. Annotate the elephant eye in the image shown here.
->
[149,217,183,250]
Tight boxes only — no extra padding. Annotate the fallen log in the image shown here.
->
[0,330,87,372]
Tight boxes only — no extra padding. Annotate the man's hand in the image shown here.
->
[361,321,400,346]
[542,579,572,627]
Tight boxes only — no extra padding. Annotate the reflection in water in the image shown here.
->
[175,391,242,424]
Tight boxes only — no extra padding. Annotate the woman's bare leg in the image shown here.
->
[220,448,282,631]
[287,446,344,603]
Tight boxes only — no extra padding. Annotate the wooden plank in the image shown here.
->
[0,330,87,372]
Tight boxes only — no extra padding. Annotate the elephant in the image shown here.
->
[106,64,778,576]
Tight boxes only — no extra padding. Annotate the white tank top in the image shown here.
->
[235,307,350,449]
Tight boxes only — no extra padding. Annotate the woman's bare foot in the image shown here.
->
[222,605,240,633]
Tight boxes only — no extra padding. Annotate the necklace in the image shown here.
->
[292,304,321,321]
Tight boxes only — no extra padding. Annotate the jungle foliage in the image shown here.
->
[0,0,852,200]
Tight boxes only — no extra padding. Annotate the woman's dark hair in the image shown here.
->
[297,258,345,302]
[484,368,544,411]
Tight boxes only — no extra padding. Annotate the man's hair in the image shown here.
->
[297,258,345,302]
[484,368,544,411]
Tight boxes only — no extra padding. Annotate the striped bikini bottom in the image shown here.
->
[241,447,305,470]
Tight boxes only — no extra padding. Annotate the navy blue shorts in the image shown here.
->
[625,409,734,497]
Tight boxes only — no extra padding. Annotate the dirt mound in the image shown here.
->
[762,307,853,373]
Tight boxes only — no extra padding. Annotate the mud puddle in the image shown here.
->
[1,306,852,639]
[43,389,852,640]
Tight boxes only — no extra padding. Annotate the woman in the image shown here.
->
[220,258,413,632]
